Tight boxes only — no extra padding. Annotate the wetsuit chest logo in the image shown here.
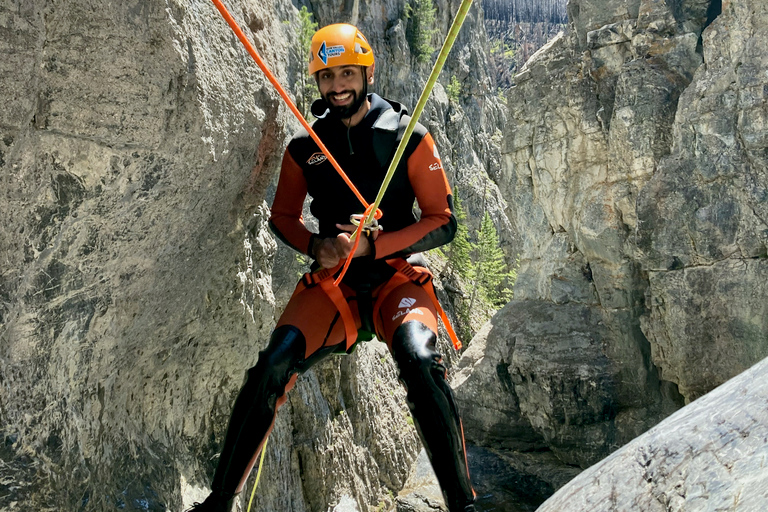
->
[307,152,328,165]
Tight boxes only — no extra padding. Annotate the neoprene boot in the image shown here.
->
[391,321,476,512]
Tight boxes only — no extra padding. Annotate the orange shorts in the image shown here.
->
[275,268,438,360]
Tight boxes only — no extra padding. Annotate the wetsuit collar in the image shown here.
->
[311,93,409,130]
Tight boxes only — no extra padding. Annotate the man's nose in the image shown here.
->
[330,75,348,92]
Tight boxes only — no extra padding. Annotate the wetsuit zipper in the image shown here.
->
[347,124,354,155]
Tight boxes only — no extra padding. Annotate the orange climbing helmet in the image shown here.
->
[308,23,374,75]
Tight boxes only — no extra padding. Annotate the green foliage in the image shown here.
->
[297,6,318,117]
[446,75,461,104]
[471,211,514,308]
[490,39,515,60]
[496,87,508,105]
[434,188,517,341]
[405,0,437,63]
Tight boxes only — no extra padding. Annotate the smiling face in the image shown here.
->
[316,64,375,123]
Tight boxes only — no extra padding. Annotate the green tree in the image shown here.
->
[297,6,318,117]
[470,211,513,311]
[405,0,437,63]
[446,75,461,104]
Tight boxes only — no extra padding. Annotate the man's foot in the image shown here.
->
[185,492,236,512]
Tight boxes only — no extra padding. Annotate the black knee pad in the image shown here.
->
[244,325,306,408]
[391,321,446,391]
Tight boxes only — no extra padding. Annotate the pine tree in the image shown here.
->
[405,0,437,63]
[470,211,513,311]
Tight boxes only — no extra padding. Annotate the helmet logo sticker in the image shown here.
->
[307,152,328,165]
[318,41,346,66]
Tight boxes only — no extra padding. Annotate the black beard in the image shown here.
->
[323,82,368,120]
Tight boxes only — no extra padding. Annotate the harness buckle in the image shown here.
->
[302,266,336,288]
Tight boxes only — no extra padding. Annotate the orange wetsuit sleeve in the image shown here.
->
[373,132,456,259]
[269,149,315,255]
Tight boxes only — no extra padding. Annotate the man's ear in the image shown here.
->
[366,62,375,85]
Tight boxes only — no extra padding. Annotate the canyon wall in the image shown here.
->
[455,0,768,508]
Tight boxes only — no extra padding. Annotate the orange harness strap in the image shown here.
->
[382,259,463,350]
[299,264,358,351]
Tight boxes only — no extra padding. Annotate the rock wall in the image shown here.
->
[455,0,768,505]
[0,0,506,511]
[0,0,292,509]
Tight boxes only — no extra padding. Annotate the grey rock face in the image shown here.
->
[537,356,768,512]
[1,0,290,509]
[636,0,768,400]
[455,299,678,470]
[458,0,768,504]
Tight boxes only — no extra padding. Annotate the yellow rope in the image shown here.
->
[246,436,268,512]
[358,0,475,234]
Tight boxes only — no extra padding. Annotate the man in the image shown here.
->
[190,23,476,512]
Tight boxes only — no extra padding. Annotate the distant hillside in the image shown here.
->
[484,0,567,24]
[483,0,567,91]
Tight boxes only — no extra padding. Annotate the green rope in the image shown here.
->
[245,436,268,512]
[359,0,475,232]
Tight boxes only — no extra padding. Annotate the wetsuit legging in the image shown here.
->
[208,263,475,511]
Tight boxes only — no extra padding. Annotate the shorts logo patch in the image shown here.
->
[429,162,442,171]
[391,308,424,321]
[398,297,417,308]
[307,152,328,165]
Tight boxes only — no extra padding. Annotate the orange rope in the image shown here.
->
[333,204,377,286]
[210,0,379,217]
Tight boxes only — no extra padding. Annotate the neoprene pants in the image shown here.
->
[209,273,475,511]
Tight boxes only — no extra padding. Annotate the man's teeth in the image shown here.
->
[334,93,351,101]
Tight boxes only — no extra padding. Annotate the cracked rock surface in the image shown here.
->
[455,0,768,508]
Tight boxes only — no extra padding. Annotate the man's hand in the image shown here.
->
[336,223,373,258]
[312,224,372,268]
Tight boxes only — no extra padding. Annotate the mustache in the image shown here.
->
[328,90,355,99]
